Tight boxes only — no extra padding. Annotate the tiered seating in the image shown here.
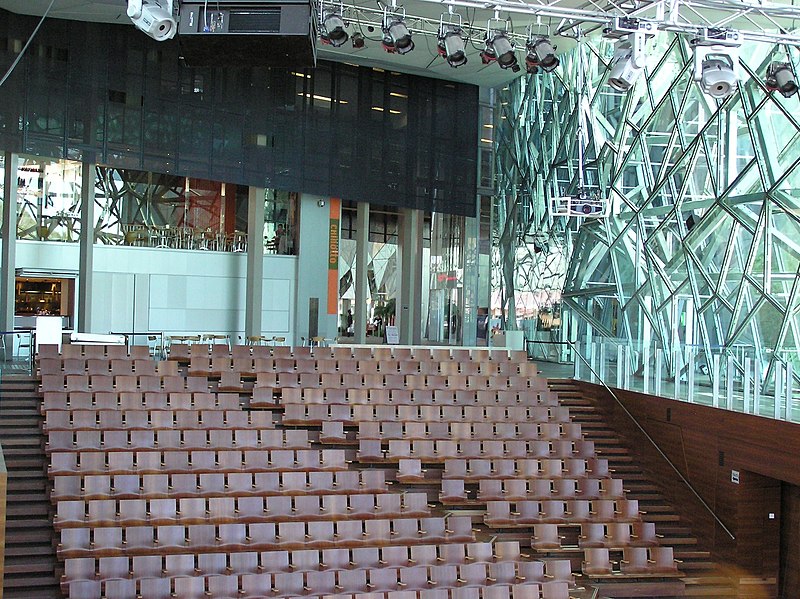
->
[42,344,578,599]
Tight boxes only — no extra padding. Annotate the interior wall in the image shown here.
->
[780,483,800,598]
[15,240,297,343]
[575,381,789,596]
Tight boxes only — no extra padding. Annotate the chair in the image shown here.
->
[531,524,562,551]
[582,547,615,576]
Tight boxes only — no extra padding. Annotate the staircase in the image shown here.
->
[0,374,63,599]
[548,379,738,598]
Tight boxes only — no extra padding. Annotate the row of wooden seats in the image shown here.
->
[50,448,348,476]
[44,409,274,431]
[42,391,241,412]
[47,428,307,453]
[282,405,569,425]
[485,499,642,527]
[583,546,680,577]
[39,344,149,360]
[438,457,606,480]
[357,440,599,463]
[58,515,476,558]
[62,541,530,582]
[353,422,582,443]
[42,374,211,393]
[167,343,527,363]
[40,358,179,377]
[437,477,626,504]
[187,357,539,377]
[530,522,660,551]
[281,389,558,408]
[56,492,432,528]
[52,470,389,502]
[67,576,567,599]
[253,373,543,394]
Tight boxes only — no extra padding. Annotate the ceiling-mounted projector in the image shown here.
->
[178,0,317,67]
[127,0,177,41]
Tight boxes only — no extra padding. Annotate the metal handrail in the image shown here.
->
[566,339,736,540]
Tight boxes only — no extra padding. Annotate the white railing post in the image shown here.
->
[687,347,695,403]
[624,346,632,390]
[673,348,681,400]
[786,363,794,422]
[590,341,598,384]
[655,352,663,396]
[599,342,607,383]
[743,357,752,414]
[774,364,783,420]
[712,354,720,408]
[643,344,651,395]
[754,359,761,415]
[726,356,734,411]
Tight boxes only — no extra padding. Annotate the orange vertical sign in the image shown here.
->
[327,198,341,315]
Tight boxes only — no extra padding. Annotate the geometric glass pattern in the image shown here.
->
[495,33,800,391]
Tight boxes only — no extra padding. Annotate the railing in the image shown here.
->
[0,441,5,598]
[573,338,798,424]
[566,339,736,541]
[110,332,166,359]
[0,331,35,377]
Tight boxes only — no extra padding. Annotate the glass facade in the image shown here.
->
[494,32,800,409]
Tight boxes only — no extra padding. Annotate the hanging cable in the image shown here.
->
[0,0,57,89]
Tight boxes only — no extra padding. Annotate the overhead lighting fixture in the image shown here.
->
[691,28,741,99]
[602,18,653,91]
[527,37,559,73]
[352,32,365,49]
[482,30,519,72]
[766,62,798,97]
[126,0,176,41]
[322,9,349,48]
[382,8,414,55]
[437,23,467,68]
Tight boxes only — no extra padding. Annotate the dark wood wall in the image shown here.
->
[573,381,796,595]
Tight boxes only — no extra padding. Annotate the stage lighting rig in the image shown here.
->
[525,36,559,73]
[127,0,176,41]
[766,62,798,97]
[603,17,654,91]
[690,28,742,99]
[321,4,349,48]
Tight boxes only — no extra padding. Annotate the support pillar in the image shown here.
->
[77,162,95,332]
[354,202,369,344]
[245,187,265,338]
[1,153,18,336]
[398,208,423,345]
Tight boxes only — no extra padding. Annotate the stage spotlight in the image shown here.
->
[127,0,176,41]
[323,10,349,47]
[383,18,414,54]
[691,28,741,99]
[530,37,559,72]
[482,31,519,72]
[438,25,468,68]
[766,62,798,97]
[352,32,365,49]
[607,39,645,91]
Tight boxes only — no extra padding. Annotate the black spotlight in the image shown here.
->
[766,62,798,98]
[352,32,365,48]
[481,31,519,72]
[437,26,467,68]
[530,36,559,72]
[323,11,348,47]
[383,18,414,55]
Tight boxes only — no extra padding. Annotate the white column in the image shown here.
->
[398,208,423,345]
[77,162,95,332]
[743,357,752,414]
[354,202,369,345]
[245,187,265,338]
[1,153,18,337]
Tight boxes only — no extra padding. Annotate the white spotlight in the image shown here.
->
[607,37,646,91]
[438,25,467,68]
[127,0,176,42]
[323,11,349,47]
[766,62,798,98]
[691,28,741,99]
